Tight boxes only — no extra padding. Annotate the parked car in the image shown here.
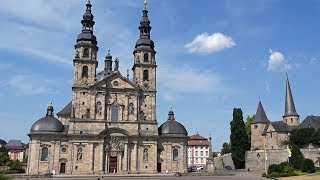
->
[196,166,203,171]
[188,166,197,172]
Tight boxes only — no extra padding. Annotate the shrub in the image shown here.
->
[283,165,294,174]
[262,172,266,177]
[0,173,9,180]
[301,158,315,173]
[279,162,289,170]
[289,144,304,169]
[268,164,282,174]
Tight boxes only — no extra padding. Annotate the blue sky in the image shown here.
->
[0,0,319,151]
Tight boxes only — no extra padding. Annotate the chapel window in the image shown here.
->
[83,48,89,58]
[143,70,149,81]
[143,148,148,161]
[82,66,88,78]
[173,148,179,161]
[41,147,49,161]
[111,103,119,122]
[144,53,149,62]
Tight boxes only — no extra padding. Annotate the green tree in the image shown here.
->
[301,158,315,173]
[311,128,320,143]
[245,114,255,148]
[289,128,316,147]
[0,146,10,166]
[289,144,304,169]
[230,108,249,169]
[220,142,231,155]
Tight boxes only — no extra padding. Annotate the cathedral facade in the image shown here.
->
[27,1,188,175]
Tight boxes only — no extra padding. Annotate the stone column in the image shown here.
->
[89,143,94,174]
[105,152,109,173]
[123,143,128,171]
[99,142,104,173]
[118,153,122,172]
[134,143,138,172]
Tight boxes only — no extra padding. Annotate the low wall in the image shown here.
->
[246,148,320,171]
[213,153,235,170]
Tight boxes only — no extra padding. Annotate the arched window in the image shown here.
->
[144,53,149,62]
[77,147,83,161]
[96,101,102,115]
[173,148,179,161]
[41,147,49,161]
[83,48,89,58]
[82,66,88,78]
[111,103,119,122]
[143,70,149,81]
[143,148,148,161]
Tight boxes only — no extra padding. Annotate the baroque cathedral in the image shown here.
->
[27,1,189,175]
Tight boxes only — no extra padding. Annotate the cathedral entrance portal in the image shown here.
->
[109,156,117,173]
[60,163,66,173]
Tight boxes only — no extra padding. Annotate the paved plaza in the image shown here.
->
[9,171,265,180]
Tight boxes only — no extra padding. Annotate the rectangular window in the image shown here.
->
[195,151,198,156]
[195,158,198,163]
[206,151,208,156]
[201,158,203,163]
[201,151,203,156]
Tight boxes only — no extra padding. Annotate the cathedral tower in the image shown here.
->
[72,0,98,119]
[283,74,299,125]
[133,1,157,122]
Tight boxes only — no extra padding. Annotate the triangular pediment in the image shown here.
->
[93,72,140,91]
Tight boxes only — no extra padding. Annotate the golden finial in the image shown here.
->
[108,48,110,55]
[49,101,53,107]
[144,0,148,9]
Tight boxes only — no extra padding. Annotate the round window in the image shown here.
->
[113,81,119,86]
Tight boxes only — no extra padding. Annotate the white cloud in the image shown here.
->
[267,49,291,72]
[1,74,58,95]
[184,32,236,54]
[157,65,231,103]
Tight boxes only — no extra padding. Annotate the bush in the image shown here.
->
[266,171,298,178]
[262,172,266,177]
[279,162,289,170]
[301,158,315,173]
[0,173,9,180]
[268,164,282,174]
[283,165,294,174]
[289,144,304,169]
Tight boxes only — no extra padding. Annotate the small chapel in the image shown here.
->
[27,0,189,175]
[251,75,320,150]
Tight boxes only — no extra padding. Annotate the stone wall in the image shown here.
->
[246,148,320,171]
[213,153,235,170]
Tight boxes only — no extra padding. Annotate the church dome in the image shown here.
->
[158,108,188,137]
[30,102,65,133]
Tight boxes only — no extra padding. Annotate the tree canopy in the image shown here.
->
[220,142,231,155]
[230,108,250,169]
[289,128,320,147]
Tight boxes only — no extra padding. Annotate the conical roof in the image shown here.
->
[252,101,270,124]
[283,76,299,117]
